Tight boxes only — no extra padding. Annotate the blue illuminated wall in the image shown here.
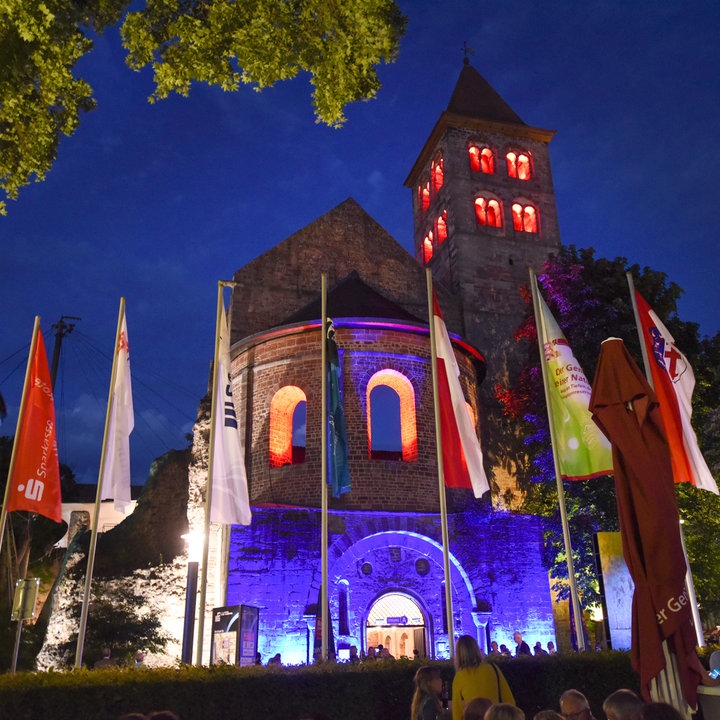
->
[226,505,556,665]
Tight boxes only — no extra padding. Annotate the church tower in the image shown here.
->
[405,60,562,499]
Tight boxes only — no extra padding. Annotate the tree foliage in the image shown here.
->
[496,245,720,623]
[0,0,406,214]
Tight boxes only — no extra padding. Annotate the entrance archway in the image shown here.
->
[366,593,426,658]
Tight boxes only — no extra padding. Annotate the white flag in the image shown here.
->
[210,301,251,525]
[101,307,134,512]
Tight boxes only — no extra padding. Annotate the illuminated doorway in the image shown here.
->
[366,593,426,658]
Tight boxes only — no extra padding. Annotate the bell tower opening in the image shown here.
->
[366,593,427,658]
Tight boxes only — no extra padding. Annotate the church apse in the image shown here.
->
[224,306,555,663]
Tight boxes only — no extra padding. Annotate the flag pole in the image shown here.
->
[626,272,704,647]
[0,317,40,553]
[529,270,586,651]
[195,281,227,665]
[426,268,456,659]
[320,273,329,661]
[75,298,125,669]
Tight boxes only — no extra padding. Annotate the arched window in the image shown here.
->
[506,151,532,180]
[422,233,433,264]
[338,581,350,636]
[417,180,430,212]
[511,203,538,233]
[269,386,307,467]
[469,145,494,174]
[435,210,447,244]
[367,370,417,462]
[431,153,444,193]
[474,197,502,228]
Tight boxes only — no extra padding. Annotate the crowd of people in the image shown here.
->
[410,634,705,720]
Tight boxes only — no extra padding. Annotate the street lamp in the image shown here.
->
[181,532,202,664]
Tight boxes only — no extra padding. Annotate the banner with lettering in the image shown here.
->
[634,290,718,493]
[7,328,62,522]
[536,290,613,480]
[210,298,251,525]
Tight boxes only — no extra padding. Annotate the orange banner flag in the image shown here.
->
[7,329,62,522]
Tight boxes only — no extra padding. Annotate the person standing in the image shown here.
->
[411,666,450,720]
[513,632,531,657]
[451,635,516,720]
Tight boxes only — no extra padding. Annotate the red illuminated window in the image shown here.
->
[469,145,494,174]
[435,210,447,244]
[367,370,417,462]
[506,151,532,180]
[511,203,538,233]
[270,386,307,467]
[422,233,433,264]
[431,153,444,192]
[474,197,502,228]
[417,180,430,212]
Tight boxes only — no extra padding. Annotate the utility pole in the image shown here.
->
[49,316,80,390]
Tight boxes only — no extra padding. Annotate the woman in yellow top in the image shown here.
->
[451,635,516,720]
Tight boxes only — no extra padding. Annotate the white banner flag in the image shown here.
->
[211,301,251,525]
[101,307,134,512]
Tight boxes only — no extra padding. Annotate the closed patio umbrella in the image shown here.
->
[589,338,702,716]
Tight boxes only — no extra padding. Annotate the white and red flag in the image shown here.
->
[7,328,62,522]
[433,295,489,498]
[100,307,135,512]
[635,290,718,493]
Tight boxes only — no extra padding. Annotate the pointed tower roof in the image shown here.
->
[405,62,554,188]
[446,59,525,125]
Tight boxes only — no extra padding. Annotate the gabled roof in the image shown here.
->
[282,270,424,325]
[447,59,525,125]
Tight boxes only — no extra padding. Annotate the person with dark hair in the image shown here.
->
[411,665,449,720]
[451,635,516,720]
[147,713,180,720]
[639,703,684,720]
[463,697,493,720]
[533,642,548,656]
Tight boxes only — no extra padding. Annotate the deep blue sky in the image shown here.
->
[2,1,719,485]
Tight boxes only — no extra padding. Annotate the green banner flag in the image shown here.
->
[536,291,613,480]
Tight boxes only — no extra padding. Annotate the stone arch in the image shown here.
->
[325,522,483,658]
[366,369,417,461]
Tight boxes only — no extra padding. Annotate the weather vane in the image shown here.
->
[462,41,475,64]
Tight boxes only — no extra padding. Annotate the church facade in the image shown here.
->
[219,62,562,664]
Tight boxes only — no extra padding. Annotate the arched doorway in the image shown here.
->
[366,593,426,658]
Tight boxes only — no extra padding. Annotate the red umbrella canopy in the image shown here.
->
[589,338,701,706]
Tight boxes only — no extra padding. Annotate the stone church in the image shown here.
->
[190,59,566,665]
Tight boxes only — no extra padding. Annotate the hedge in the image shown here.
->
[0,652,639,720]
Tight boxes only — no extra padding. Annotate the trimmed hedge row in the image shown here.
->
[0,652,639,720]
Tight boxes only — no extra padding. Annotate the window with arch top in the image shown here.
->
[511,202,538,233]
[469,145,494,174]
[269,386,307,467]
[422,233,433,264]
[474,196,502,228]
[431,152,444,193]
[366,369,417,462]
[506,150,532,180]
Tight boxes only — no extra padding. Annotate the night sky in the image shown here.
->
[2,1,719,485]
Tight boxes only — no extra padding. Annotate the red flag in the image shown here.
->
[635,291,718,493]
[433,295,489,497]
[7,329,62,522]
